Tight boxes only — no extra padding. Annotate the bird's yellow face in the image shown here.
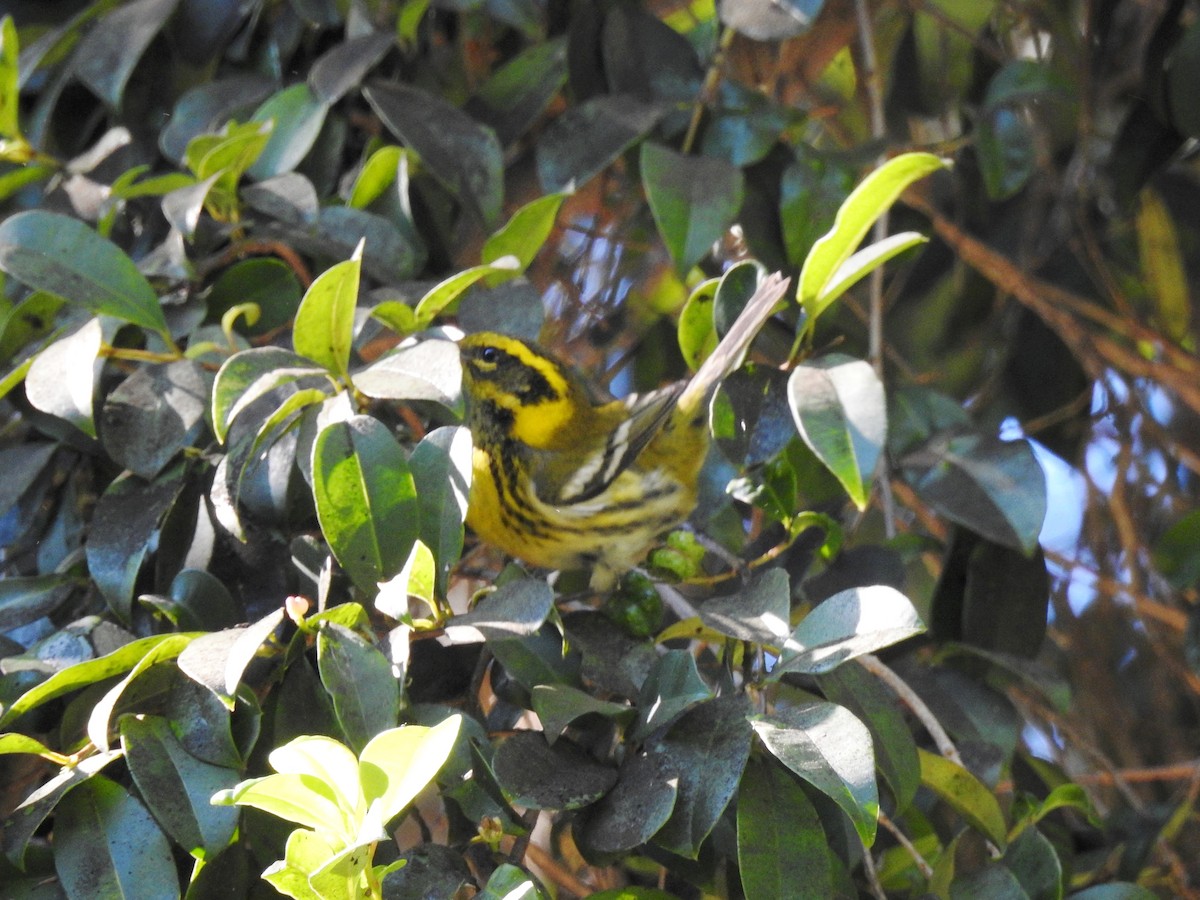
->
[458,332,581,450]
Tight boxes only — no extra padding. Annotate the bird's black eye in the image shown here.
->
[480,346,499,363]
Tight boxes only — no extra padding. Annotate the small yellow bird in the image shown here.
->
[459,272,790,589]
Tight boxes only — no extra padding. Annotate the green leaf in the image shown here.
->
[751,700,879,845]
[648,695,753,859]
[317,622,401,753]
[2,749,123,868]
[780,151,855,267]
[537,94,666,192]
[0,633,187,727]
[1136,188,1191,342]
[53,775,178,900]
[0,16,19,138]
[249,84,330,180]
[87,633,195,752]
[738,758,834,899]
[481,192,568,278]
[101,359,209,478]
[0,211,168,338]
[473,37,567,145]
[441,579,554,644]
[309,32,395,105]
[1002,826,1063,900]
[577,751,678,858]
[699,567,792,646]
[73,0,178,110]
[409,426,473,594]
[798,152,948,325]
[364,81,504,226]
[531,684,634,742]
[346,145,409,209]
[412,259,522,329]
[817,662,921,813]
[0,573,77,633]
[120,715,240,860]
[212,346,327,444]
[676,279,719,372]
[1069,885,1159,900]
[293,247,361,380]
[492,732,618,810]
[359,716,461,823]
[774,585,925,677]
[641,142,745,273]
[25,318,104,437]
[268,733,363,816]
[479,863,549,900]
[85,466,188,623]
[216,771,348,837]
[787,354,886,509]
[903,433,1046,555]
[312,416,419,592]
[206,258,304,337]
[631,650,713,742]
[816,231,929,314]
[918,748,1008,849]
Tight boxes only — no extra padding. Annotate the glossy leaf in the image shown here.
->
[411,258,521,328]
[774,585,925,677]
[0,572,76,632]
[537,94,666,192]
[120,715,240,860]
[641,142,745,273]
[481,192,568,276]
[359,716,462,824]
[1136,188,1191,342]
[85,466,188,623]
[472,37,568,145]
[293,245,361,380]
[492,732,617,810]
[87,633,195,752]
[101,359,209,478]
[249,84,330,180]
[53,776,178,899]
[798,152,948,326]
[0,211,168,337]
[212,347,327,444]
[577,751,678,858]
[309,32,394,105]
[751,700,878,845]
[903,433,1046,555]
[532,684,634,742]
[73,0,178,110]
[0,16,18,138]
[918,748,1008,849]
[631,650,713,742]
[648,695,752,859]
[699,567,791,646]
[738,758,833,899]
[409,425,473,594]
[317,622,400,753]
[441,579,554,644]
[25,318,104,437]
[364,81,504,226]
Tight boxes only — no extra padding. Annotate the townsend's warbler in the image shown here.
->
[459,272,790,589]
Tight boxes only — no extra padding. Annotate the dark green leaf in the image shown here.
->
[536,94,666,192]
[903,433,1046,555]
[176,609,285,708]
[479,863,549,900]
[631,650,713,742]
[738,757,833,899]
[100,360,209,478]
[950,864,1027,900]
[441,579,554,644]
[317,621,400,752]
[648,694,752,858]
[787,354,886,509]
[206,259,303,337]
[211,346,327,444]
[409,425,473,594]
[120,715,240,860]
[1167,20,1200,138]
[2,750,123,869]
[158,75,275,163]
[309,32,394,105]
[577,751,677,859]
[471,37,568,145]
[145,568,240,632]
[364,81,503,226]
[1002,826,1063,900]
[641,142,745,273]
[0,573,76,632]
[316,205,425,283]
[85,466,187,623]
[750,700,878,845]
[0,211,168,337]
[311,416,419,591]
[531,684,634,741]
[699,567,791,646]
[780,150,855,266]
[53,775,178,899]
[87,633,195,753]
[492,732,617,810]
[817,662,921,812]
[73,0,178,109]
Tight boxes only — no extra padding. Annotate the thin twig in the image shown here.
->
[878,811,935,878]
[859,653,963,766]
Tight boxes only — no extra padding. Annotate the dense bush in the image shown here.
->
[1,1,1197,898]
